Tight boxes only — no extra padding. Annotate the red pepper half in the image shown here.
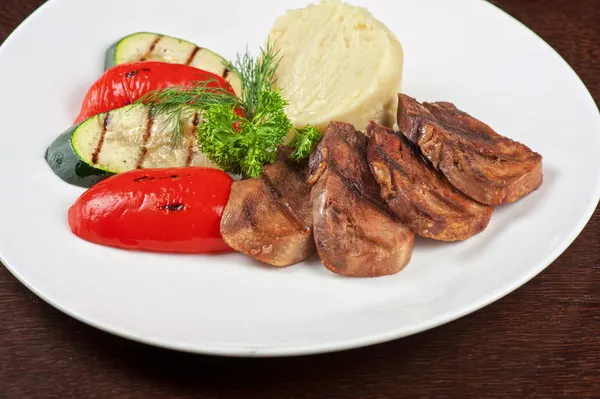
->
[74,62,236,124]
[68,168,233,253]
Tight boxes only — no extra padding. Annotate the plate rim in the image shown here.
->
[0,0,599,357]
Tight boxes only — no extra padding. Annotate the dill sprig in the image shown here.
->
[226,41,281,121]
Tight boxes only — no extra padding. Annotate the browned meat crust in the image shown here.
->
[367,121,493,241]
[308,121,414,277]
[220,156,314,267]
[397,94,543,205]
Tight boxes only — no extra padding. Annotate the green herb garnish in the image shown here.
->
[136,43,321,178]
[227,41,281,121]
[289,125,322,161]
[197,90,291,178]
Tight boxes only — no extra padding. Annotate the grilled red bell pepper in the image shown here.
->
[75,62,236,124]
[68,168,233,253]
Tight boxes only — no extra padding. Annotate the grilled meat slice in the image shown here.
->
[220,154,314,267]
[367,121,493,241]
[308,121,414,277]
[397,94,543,205]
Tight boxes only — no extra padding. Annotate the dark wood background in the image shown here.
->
[1,0,599,397]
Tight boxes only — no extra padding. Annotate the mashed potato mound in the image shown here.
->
[268,0,404,132]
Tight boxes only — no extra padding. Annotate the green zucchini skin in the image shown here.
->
[104,40,118,70]
[45,125,114,188]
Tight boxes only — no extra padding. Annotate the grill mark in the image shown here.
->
[423,102,498,142]
[338,129,367,154]
[185,113,200,166]
[334,130,381,189]
[243,200,258,230]
[427,188,473,214]
[327,150,384,204]
[371,147,440,222]
[438,129,532,163]
[91,113,111,165]
[415,128,540,190]
[374,145,409,179]
[185,46,201,65]
[377,143,436,189]
[387,128,458,186]
[327,162,400,223]
[455,139,539,170]
[260,173,310,233]
[391,127,433,167]
[331,206,341,222]
[161,203,185,212]
[140,36,163,61]
[377,158,449,222]
[316,237,326,250]
[318,127,400,221]
[410,116,427,144]
[133,174,192,183]
[222,68,230,80]
[471,161,533,187]
[405,109,538,166]
[317,125,406,224]
[136,107,155,168]
[407,108,496,145]
[375,144,475,215]
[125,68,152,79]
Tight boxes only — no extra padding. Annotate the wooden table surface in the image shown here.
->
[1,0,599,397]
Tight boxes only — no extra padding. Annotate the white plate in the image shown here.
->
[0,0,599,357]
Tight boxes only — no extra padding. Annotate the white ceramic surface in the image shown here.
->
[0,0,598,357]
